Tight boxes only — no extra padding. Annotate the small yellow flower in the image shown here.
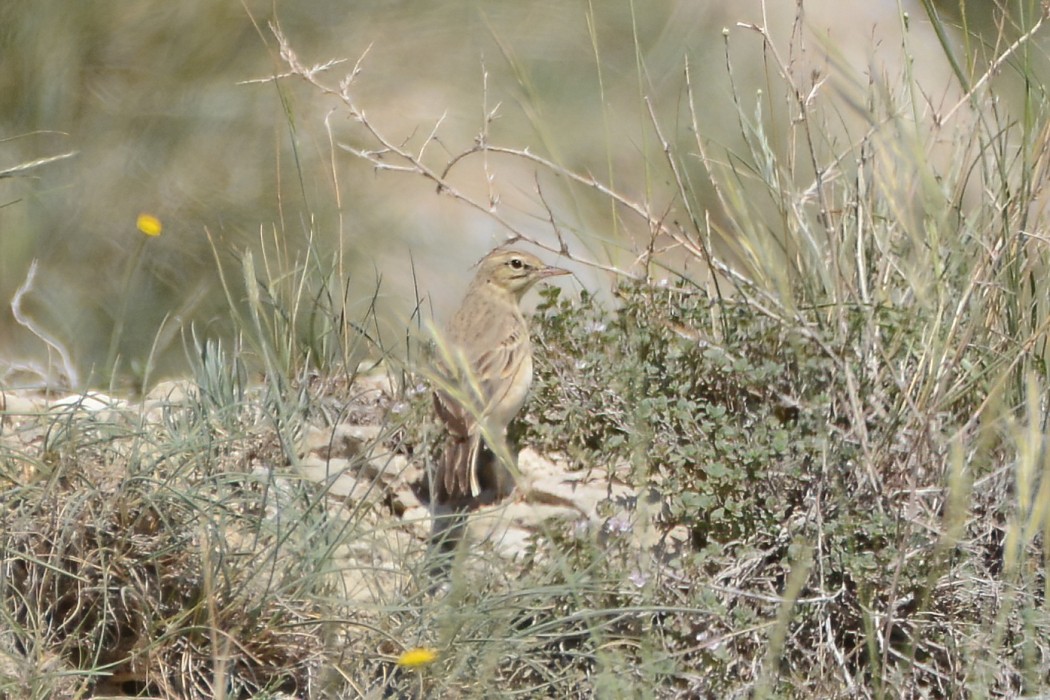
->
[396,647,438,668]
[136,213,163,237]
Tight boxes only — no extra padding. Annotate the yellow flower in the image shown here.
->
[136,213,163,237]
[396,647,438,668]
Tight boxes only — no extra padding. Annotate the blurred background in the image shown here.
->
[0,0,1035,390]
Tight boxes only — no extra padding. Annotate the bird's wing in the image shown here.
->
[433,293,529,503]
[470,322,528,407]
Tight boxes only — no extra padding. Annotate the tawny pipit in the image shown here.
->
[430,249,569,552]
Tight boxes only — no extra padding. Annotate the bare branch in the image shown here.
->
[10,260,79,388]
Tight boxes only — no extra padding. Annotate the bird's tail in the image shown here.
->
[427,434,514,582]
[427,502,468,580]
[428,434,473,581]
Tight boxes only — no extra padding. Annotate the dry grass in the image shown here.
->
[0,391,335,698]
[6,2,1050,698]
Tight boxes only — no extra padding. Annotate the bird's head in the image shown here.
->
[475,249,570,299]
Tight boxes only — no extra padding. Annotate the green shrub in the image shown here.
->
[527,282,850,546]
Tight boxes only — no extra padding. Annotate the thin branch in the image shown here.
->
[0,151,78,179]
[10,260,79,388]
[940,11,1047,125]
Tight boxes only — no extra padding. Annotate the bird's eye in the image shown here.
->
[509,258,524,270]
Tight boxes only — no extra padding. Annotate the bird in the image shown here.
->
[429,248,569,567]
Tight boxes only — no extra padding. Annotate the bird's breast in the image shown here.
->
[489,348,532,429]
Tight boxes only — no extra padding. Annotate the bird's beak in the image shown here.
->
[538,265,571,279]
